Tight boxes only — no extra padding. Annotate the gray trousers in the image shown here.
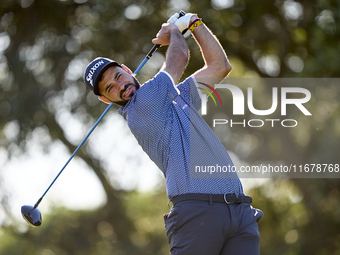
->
[164,200,263,255]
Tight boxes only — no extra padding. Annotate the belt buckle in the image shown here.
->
[224,193,231,204]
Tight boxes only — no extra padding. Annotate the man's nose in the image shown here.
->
[115,82,126,95]
[115,82,125,90]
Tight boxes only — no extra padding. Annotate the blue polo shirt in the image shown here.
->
[118,71,243,198]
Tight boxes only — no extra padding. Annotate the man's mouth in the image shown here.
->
[122,85,134,99]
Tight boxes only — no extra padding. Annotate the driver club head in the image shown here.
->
[21,205,42,227]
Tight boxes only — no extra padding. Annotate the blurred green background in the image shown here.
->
[0,0,340,254]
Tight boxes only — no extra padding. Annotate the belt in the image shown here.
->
[170,193,252,206]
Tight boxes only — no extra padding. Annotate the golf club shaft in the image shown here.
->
[34,103,113,208]
[33,10,187,208]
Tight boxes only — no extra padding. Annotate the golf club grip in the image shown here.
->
[146,10,186,60]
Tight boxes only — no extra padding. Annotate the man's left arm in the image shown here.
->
[189,15,232,87]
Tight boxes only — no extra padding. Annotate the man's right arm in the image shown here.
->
[152,23,189,84]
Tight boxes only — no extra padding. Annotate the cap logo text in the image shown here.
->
[86,60,105,87]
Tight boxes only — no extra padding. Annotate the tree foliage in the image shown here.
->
[1,0,339,254]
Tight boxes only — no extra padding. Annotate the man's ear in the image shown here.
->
[121,64,133,75]
[98,96,111,105]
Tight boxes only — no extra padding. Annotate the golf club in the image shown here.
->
[21,10,186,227]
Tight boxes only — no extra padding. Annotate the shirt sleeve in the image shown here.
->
[177,76,202,111]
[133,71,180,121]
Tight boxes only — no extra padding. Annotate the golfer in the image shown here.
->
[84,13,263,255]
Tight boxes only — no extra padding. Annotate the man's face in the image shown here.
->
[98,66,140,106]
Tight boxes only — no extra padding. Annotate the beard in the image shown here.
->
[113,76,140,107]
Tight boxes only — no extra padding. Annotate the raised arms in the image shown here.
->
[151,13,231,87]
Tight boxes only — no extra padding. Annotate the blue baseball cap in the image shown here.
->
[84,57,121,96]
